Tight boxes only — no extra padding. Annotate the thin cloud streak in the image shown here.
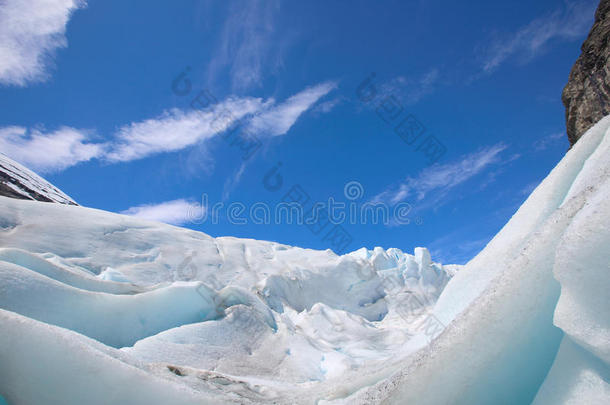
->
[533,132,566,151]
[222,162,248,201]
[429,233,491,265]
[207,0,282,91]
[107,97,266,162]
[0,81,336,172]
[313,96,345,114]
[374,68,440,108]
[121,199,204,226]
[480,0,596,73]
[372,143,509,212]
[248,81,337,136]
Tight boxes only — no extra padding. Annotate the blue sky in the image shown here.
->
[0,0,597,264]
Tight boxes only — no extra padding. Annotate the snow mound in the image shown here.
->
[0,309,238,405]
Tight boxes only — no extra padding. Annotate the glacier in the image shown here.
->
[0,116,609,404]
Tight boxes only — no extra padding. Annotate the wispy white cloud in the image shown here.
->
[1,81,336,173]
[373,68,440,108]
[222,162,248,201]
[121,199,205,226]
[429,232,491,265]
[372,143,508,210]
[480,0,596,73]
[106,97,267,162]
[0,0,85,86]
[207,0,283,91]
[533,131,566,151]
[313,96,345,114]
[0,125,104,172]
[520,181,539,196]
[109,81,335,161]
[218,83,336,198]
[248,81,337,136]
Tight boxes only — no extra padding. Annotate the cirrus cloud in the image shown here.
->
[372,143,510,215]
[248,81,337,136]
[121,199,205,226]
[479,0,596,73]
[0,80,337,172]
[0,125,104,173]
[106,97,268,163]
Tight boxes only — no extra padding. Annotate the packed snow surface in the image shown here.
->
[1,117,610,404]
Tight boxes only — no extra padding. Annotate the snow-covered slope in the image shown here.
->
[1,117,609,404]
[0,153,76,205]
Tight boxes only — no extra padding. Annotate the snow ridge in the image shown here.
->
[0,153,76,205]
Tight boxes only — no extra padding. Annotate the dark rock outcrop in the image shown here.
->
[0,154,77,205]
[563,0,610,145]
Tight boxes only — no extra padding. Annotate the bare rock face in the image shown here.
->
[0,154,77,205]
[563,0,610,145]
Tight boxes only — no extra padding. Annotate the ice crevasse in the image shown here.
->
[0,116,609,404]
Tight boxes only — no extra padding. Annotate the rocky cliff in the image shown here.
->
[0,153,77,205]
[563,0,610,145]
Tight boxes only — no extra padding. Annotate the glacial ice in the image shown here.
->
[0,191,456,403]
[1,117,610,404]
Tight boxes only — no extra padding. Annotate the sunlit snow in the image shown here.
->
[1,117,610,403]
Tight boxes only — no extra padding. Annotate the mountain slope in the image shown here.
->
[0,154,76,205]
[563,0,610,145]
